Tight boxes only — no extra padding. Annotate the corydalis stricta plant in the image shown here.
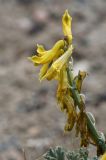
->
[28,10,85,136]
[28,10,106,157]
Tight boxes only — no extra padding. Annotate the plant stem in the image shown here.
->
[67,66,106,154]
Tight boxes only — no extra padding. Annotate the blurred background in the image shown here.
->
[0,0,106,159]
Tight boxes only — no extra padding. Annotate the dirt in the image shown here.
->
[0,0,106,159]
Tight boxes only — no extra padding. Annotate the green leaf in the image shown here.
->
[43,146,65,160]
[43,146,99,160]
[66,147,88,160]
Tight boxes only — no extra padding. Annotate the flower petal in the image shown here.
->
[101,153,106,160]
[52,45,73,71]
[37,44,45,56]
[41,65,57,81]
[42,45,73,81]
[58,67,68,91]
[29,40,65,64]
[39,63,50,80]
[62,10,72,43]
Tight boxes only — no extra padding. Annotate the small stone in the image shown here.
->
[28,127,41,137]
[26,138,52,149]
[32,9,49,23]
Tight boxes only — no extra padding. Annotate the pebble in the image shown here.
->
[26,138,52,149]
[28,127,41,137]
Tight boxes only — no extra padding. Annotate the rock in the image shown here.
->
[26,138,52,149]
[32,9,49,23]
[28,127,41,137]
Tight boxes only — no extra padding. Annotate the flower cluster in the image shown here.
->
[29,10,72,81]
[29,10,90,147]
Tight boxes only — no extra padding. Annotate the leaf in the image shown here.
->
[43,147,99,160]
[43,146,65,160]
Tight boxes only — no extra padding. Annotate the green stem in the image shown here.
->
[67,66,106,154]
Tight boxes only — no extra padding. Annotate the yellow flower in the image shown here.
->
[58,67,68,91]
[39,63,50,80]
[36,44,45,56]
[56,67,68,107]
[41,45,73,80]
[62,10,72,44]
[28,40,65,64]
[29,10,73,81]
[32,44,46,66]
[101,153,106,160]
[56,66,73,103]
[52,45,73,71]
